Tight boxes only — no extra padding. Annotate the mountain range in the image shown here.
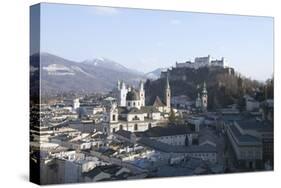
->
[30,53,162,95]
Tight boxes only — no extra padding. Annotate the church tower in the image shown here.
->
[201,81,208,111]
[139,80,145,107]
[195,93,202,108]
[119,81,128,107]
[109,102,118,123]
[165,76,171,109]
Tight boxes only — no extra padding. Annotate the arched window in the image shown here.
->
[119,124,123,130]
[134,124,138,131]
[133,115,140,120]
[112,128,116,133]
[112,114,116,121]
[133,102,136,106]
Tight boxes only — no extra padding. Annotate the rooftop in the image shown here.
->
[139,137,216,153]
[229,124,261,144]
[136,125,194,137]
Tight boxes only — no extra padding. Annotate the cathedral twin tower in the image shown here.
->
[116,77,171,112]
[117,80,145,109]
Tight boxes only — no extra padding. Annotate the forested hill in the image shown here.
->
[144,66,273,110]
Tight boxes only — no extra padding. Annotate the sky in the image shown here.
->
[39,3,274,82]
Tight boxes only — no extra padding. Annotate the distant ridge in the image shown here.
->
[30,52,146,95]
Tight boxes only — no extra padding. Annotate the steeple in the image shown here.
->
[165,75,170,90]
[201,81,208,111]
[139,80,144,91]
[165,75,171,108]
[117,80,121,90]
[202,81,207,94]
[139,80,145,107]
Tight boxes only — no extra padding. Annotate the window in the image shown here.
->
[148,123,152,129]
[112,128,116,133]
[133,115,140,121]
[134,124,138,131]
[133,102,136,106]
[119,124,123,130]
[128,102,131,106]
[112,114,116,121]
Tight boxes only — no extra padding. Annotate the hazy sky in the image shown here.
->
[40,3,274,81]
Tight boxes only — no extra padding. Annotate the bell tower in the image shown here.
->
[165,76,171,109]
[139,80,145,106]
[201,81,208,111]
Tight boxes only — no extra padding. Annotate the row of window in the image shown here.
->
[191,153,216,157]
[127,101,140,107]
[112,123,152,132]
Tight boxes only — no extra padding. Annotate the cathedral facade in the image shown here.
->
[102,78,172,134]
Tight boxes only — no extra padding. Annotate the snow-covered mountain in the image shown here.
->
[82,57,131,73]
[145,68,168,80]
[31,53,146,94]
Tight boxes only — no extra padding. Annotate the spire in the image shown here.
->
[121,80,126,89]
[117,80,121,90]
[165,75,170,90]
[165,75,171,108]
[139,80,144,91]
[202,81,207,94]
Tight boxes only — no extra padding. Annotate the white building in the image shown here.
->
[73,98,80,110]
[117,80,145,107]
[103,78,172,134]
[175,55,225,69]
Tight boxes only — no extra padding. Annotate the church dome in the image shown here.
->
[126,90,140,101]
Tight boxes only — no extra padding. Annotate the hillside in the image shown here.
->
[144,66,271,109]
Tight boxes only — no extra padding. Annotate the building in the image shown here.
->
[171,95,193,109]
[102,77,172,134]
[73,98,80,110]
[235,118,273,166]
[136,125,199,146]
[224,116,273,169]
[139,137,217,163]
[244,95,260,112]
[116,80,145,107]
[175,55,225,69]
[151,76,172,114]
[195,82,208,112]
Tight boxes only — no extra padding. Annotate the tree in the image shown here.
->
[168,109,176,123]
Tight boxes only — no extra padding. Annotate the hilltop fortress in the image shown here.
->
[175,55,225,69]
[161,55,234,81]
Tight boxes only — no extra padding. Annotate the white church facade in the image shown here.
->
[102,78,172,134]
